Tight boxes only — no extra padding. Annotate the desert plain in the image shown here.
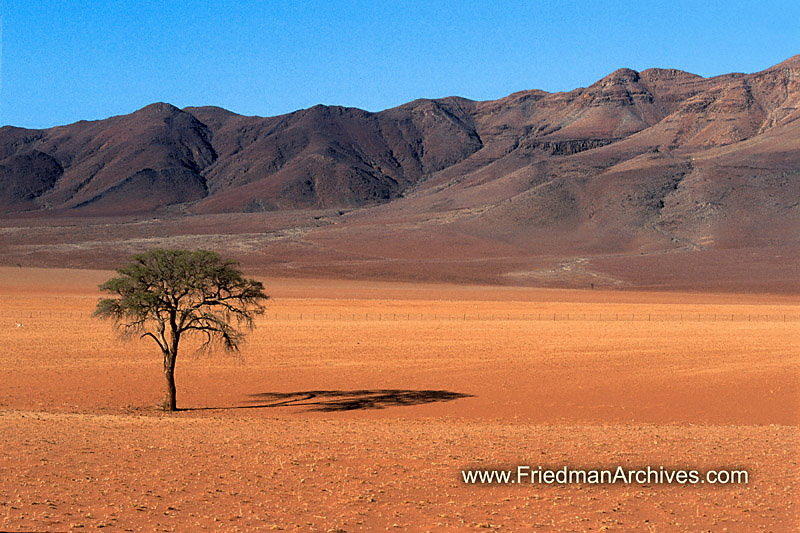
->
[0,266,798,531]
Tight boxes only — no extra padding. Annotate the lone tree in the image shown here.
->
[95,249,268,411]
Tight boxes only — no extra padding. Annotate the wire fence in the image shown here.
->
[263,312,798,323]
[7,310,799,323]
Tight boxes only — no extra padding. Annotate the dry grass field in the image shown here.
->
[0,267,798,531]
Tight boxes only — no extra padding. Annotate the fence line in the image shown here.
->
[7,311,799,323]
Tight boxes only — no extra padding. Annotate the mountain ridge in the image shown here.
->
[2,58,797,215]
[1,58,798,290]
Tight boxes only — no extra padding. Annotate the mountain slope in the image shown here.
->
[1,57,799,289]
[0,103,215,213]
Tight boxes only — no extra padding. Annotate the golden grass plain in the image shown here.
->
[0,267,798,531]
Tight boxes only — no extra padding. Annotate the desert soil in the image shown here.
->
[0,267,798,531]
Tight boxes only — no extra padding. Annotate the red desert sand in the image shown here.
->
[0,267,798,531]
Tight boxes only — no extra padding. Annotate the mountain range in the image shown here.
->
[1,57,799,290]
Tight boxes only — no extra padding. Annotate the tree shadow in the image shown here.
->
[185,389,473,412]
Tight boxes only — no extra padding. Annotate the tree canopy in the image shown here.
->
[95,249,268,411]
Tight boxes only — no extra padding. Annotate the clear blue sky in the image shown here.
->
[2,0,798,129]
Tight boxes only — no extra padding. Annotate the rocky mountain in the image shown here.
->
[1,57,799,289]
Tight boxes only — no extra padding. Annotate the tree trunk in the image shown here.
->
[163,355,177,411]
[162,317,181,411]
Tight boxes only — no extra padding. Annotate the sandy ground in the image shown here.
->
[0,267,798,531]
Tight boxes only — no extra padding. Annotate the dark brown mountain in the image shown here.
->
[1,57,799,290]
[0,102,215,213]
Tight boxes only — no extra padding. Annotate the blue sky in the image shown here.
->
[1,1,798,129]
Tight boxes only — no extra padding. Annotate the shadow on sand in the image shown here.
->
[186,389,473,412]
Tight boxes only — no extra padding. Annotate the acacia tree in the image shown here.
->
[95,249,268,411]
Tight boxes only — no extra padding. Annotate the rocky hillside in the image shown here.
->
[2,57,797,217]
[1,57,799,289]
